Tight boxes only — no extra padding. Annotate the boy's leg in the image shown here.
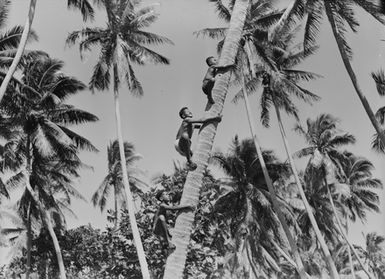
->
[179,134,197,170]
[202,82,215,104]
[159,216,175,249]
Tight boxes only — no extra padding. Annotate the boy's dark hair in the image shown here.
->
[206,56,215,66]
[156,190,165,201]
[179,107,188,118]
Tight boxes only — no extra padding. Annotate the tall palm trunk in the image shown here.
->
[324,2,385,146]
[113,89,150,279]
[269,0,301,42]
[0,0,37,104]
[114,184,118,229]
[272,99,339,279]
[162,1,249,278]
[26,202,32,279]
[325,182,373,279]
[25,137,67,279]
[240,71,308,279]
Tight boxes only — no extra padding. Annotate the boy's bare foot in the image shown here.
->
[187,161,197,171]
[167,243,176,250]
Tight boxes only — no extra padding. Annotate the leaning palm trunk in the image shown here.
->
[26,203,32,279]
[326,183,373,279]
[272,99,340,279]
[25,140,67,279]
[0,0,37,104]
[324,2,385,146]
[346,219,356,279]
[113,89,150,279]
[240,72,308,279]
[162,1,249,278]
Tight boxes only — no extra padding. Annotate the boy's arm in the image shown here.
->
[161,203,195,211]
[184,115,222,124]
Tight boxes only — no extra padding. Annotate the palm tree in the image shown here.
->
[211,136,298,278]
[295,113,358,278]
[163,0,250,277]
[66,1,172,277]
[279,0,385,148]
[361,232,385,279]
[0,0,95,104]
[92,140,150,228]
[370,70,385,153]
[330,152,383,278]
[2,54,98,279]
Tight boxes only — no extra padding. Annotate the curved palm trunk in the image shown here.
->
[26,203,32,279]
[326,183,373,279]
[113,89,150,279]
[272,101,340,279]
[241,72,308,279]
[25,136,66,279]
[162,1,249,278]
[324,2,385,146]
[0,0,37,104]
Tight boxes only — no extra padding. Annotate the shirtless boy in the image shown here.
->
[153,190,194,250]
[202,56,234,104]
[175,107,222,170]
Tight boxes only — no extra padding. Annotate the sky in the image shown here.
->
[1,0,385,263]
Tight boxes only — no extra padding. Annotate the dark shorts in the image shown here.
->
[202,80,214,95]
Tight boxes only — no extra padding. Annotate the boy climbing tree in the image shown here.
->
[202,56,234,104]
[175,107,222,170]
[153,190,194,250]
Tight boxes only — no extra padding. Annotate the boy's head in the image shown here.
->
[156,190,170,202]
[206,56,217,66]
[179,107,192,119]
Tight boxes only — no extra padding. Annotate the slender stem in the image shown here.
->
[26,202,32,279]
[0,0,37,104]
[326,181,373,279]
[113,89,150,279]
[114,184,118,229]
[324,2,385,146]
[240,70,308,279]
[346,219,356,279]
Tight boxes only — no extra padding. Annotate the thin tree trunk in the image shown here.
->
[26,202,32,279]
[269,0,301,42]
[44,212,66,279]
[346,219,356,279]
[324,2,385,146]
[240,71,308,279]
[326,183,373,279]
[0,0,37,104]
[25,137,67,279]
[162,1,249,278]
[272,100,339,279]
[113,89,150,279]
[114,185,118,229]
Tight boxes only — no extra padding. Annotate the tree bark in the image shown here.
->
[25,137,67,279]
[113,89,150,279]
[326,183,373,279]
[0,0,37,104]
[324,2,385,147]
[114,184,118,229]
[162,1,249,278]
[26,202,32,279]
[240,70,308,279]
[272,99,339,279]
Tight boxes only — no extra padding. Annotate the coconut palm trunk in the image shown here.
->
[113,89,150,279]
[25,142,67,279]
[324,2,385,146]
[325,182,373,279]
[114,185,119,229]
[0,0,37,104]
[272,98,339,279]
[346,219,356,279]
[240,71,308,279]
[26,203,32,279]
[162,1,249,278]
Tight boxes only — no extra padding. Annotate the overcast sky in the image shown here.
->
[2,0,385,260]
